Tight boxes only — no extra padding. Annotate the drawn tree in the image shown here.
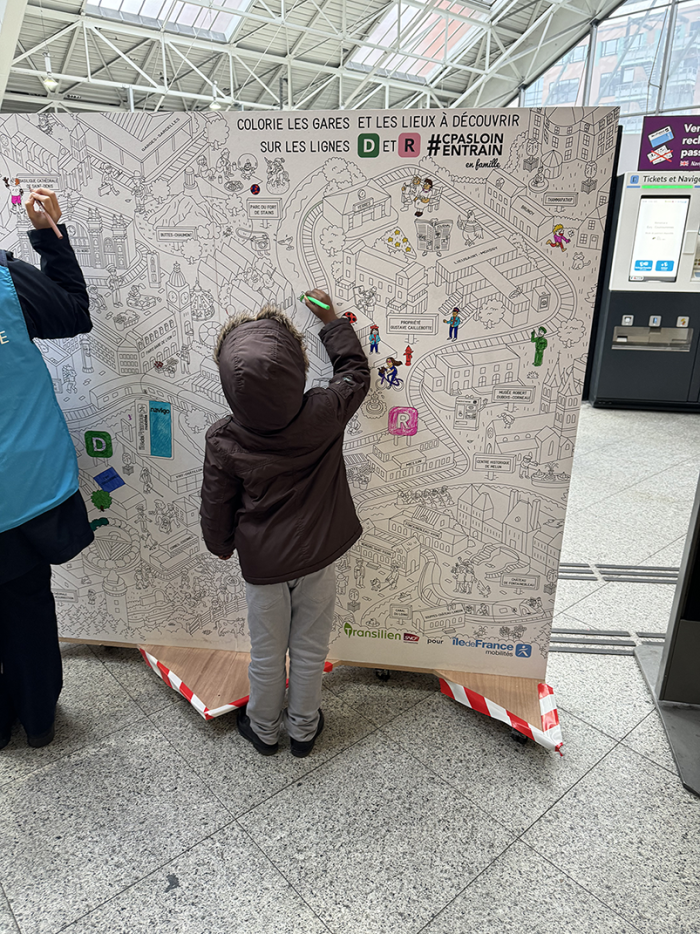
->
[476,299,505,329]
[322,157,364,193]
[180,240,202,265]
[151,177,172,203]
[504,131,528,172]
[91,490,112,511]
[559,318,586,348]
[319,224,346,256]
[207,114,230,150]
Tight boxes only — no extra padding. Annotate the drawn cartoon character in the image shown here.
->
[400,183,414,212]
[519,452,537,479]
[238,154,258,180]
[369,324,380,354]
[571,251,591,270]
[62,364,77,394]
[98,163,120,197]
[106,265,124,307]
[354,558,366,587]
[140,465,153,494]
[3,177,23,213]
[135,503,150,533]
[444,307,461,341]
[531,327,548,367]
[458,209,484,246]
[547,224,570,252]
[265,157,289,190]
[378,357,403,389]
[414,178,433,217]
[216,149,233,182]
[498,412,515,429]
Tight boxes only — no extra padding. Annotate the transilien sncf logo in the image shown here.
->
[343,622,402,641]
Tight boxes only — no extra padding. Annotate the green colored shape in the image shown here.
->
[641,184,693,189]
[85,430,113,458]
[531,327,548,367]
[358,133,380,158]
[90,517,109,531]
[344,621,354,637]
[91,489,113,511]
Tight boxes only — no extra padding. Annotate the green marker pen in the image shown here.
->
[299,292,330,310]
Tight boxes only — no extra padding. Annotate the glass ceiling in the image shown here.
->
[89,0,252,41]
[349,0,487,80]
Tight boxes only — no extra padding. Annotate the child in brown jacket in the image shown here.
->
[200,290,370,757]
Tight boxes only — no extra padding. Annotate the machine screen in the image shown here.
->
[629,196,690,282]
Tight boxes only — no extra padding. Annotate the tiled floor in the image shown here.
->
[2,404,700,934]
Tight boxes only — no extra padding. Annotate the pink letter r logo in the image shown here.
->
[398,133,421,157]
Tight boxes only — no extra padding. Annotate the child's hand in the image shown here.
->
[303,289,336,325]
[26,188,62,229]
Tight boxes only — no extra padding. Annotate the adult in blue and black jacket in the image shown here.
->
[0,189,93,749]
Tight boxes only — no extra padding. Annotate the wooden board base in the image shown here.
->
[137,645,544,731]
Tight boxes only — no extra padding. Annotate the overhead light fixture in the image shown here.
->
[42,53,58,92]
[209,82,222,110]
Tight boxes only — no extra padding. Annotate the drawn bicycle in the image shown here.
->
[377,367,403,390]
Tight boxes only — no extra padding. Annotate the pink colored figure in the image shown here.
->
[547,224,570,252]
[388,406,418,437]
[3,177,23,213]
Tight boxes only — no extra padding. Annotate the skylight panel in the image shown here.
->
[89,0,251,41]
[350,0,486,80]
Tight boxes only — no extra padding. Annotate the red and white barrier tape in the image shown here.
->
[139,649,334,721]
[439,678,564,755]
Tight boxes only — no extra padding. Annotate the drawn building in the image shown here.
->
[540,358,584,437]
[484,414,574,462]
[424,346,520,396]
[458,486,542,558]
[103,570,130,628]
[483,169,551,239]
[336,242,428,316]
[323,181,396,235]
[389,506,471,556]
[356,523,421,573]
[367,436,453,482]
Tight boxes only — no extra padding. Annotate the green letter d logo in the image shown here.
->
[358,133,380,158]
[344,621,354,637]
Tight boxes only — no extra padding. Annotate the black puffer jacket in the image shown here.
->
[200,311,370,584]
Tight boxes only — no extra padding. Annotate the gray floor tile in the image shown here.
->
[89,645,180,716]
[560,510,664,565]
[552,610,600,632]
[641,536,686,568]
[553,579,607,615]
[0,646,145,788]
[546,652,654,739]
[150,690,376,817]
[0,721,229,934]
[561,582,675,635]
[0,887,19,934]
[523,745,700,934]
[63,822,327,934]
[622,710,676,774]
[239,731,512,934]
[382,693,615,833]
[322,664,439,725]
[423,840,638,934]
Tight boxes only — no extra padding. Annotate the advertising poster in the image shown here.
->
[638,115,700,171]
[0,107,618,679]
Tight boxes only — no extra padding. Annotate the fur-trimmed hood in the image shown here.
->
[214,305,309,433]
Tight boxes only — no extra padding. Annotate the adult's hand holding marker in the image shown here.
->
[26,187,63,238]
[301,288,337,325]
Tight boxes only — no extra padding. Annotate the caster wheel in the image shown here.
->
[375,669,391,682]
[511,728,528,746]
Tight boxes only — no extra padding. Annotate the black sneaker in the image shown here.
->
[290,709,324,758]
[237,706,278,756]
[27,722,55,749]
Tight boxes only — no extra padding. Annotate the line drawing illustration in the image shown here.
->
[0,108,618,679]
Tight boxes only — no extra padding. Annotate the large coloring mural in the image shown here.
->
[0,108,618,678]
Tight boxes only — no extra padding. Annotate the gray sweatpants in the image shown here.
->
[245,564,336,744]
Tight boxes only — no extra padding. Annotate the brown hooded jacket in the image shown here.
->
[200,310,370,584]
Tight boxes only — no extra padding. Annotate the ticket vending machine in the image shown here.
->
[588,171,700,409]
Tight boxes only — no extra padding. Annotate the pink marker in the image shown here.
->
[29,189,63,239]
